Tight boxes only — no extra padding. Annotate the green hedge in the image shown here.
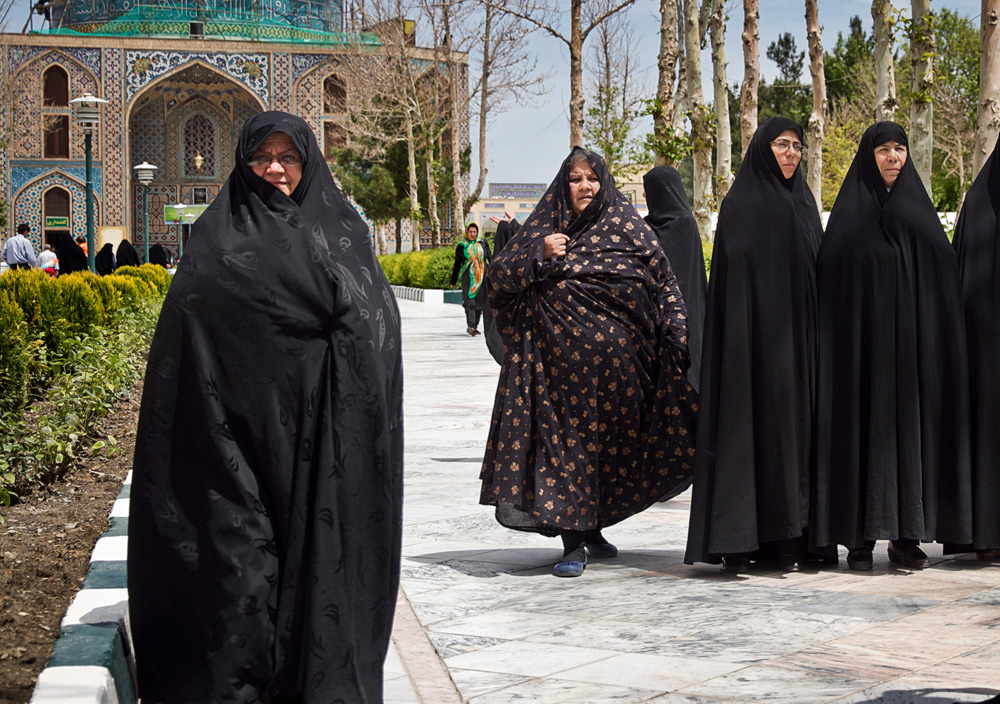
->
[0,266,166,514]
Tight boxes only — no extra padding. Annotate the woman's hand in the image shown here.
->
[543,234,569,260]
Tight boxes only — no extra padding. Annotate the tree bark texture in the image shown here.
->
[569,0,585,147]
[673,7,689,133]
[685,0,714,240]
[469,3,493,216]
[909,0,934,197]
[975,0,1000,176]
[426,152,441,246]
[653,0,680,165]
[710,0,732,200]
[872,0,898,121]
[443,5,466,236]
[805,0,826,211]
[739,0,760,159]
[406,114,422,252]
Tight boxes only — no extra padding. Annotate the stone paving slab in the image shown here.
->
[392,299,1000,703]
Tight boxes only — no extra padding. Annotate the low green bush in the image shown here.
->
[114,264,171,296]
[0,293,33,417]
[379,246,457,289]
[419,246,456,289]
[55,274,105,339]
[72,272,124,324]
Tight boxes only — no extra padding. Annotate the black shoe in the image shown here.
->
[723,553,751,573]
[888,542,928,569]
[847,547,873,570]
[778,555,801,572]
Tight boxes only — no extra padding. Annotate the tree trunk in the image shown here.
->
[395,218,402,255]
[653,0,680,166]
[710,0,732,200]
[739,0,760,158]
[443,4,465,236]
[805,0,826,211]
[872,0,897,121]
[426,151,441,246]
[673,7,689,133]
[909,0,933,197]
[406,114,422,252]
[975,0,1000,177]
[569,0,585,147]
[376,223,388,256]
[467,1,492,209]
[685,0,714,240]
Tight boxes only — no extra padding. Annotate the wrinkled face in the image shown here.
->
[465,224,479,240]
[874,140,908,187]
[248,132,303,196]
[568,159,601,215]
[770,129,803,180]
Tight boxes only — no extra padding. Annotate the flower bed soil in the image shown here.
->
[0,383,139,704]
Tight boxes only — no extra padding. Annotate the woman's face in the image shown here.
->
[770,129,803,180]
[465,224,479,240]
[874,140,907,187]
[248,132,303,196]
[568,160,601,215]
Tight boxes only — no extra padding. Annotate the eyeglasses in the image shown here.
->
[771,139,806,154]
[247,152,303,169]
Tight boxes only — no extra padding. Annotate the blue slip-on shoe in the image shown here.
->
[553,557,586,577]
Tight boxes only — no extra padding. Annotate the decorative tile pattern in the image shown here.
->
[14,171,100,246]
[102,48,126,229]
[291,53,335,82]
[125,50,270,104]
[12,166,102,199]
[272,53,290,111]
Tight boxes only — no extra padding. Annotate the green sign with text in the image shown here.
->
[44,216,69,228]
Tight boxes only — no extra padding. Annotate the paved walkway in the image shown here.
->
[388,299,1000,704]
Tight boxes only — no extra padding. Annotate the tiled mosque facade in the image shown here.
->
[1,8,467,255]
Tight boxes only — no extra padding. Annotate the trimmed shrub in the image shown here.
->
[406,251,432,288]
[378,246,457,289]
[418,246,456,289]
[104,274,146,308]
[0,292,32,416]
[55,274,105,340]
[115,264,171,296]
[71,272,123,325]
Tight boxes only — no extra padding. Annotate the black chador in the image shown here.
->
[951,137,1000,553]
[642,165,708,390]
[685,118,822,566]
[127,112,403,703]
[813,121,972,551]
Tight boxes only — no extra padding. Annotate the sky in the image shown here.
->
[0,0,985,186]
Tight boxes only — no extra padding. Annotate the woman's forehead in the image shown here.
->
[257,132,296,151]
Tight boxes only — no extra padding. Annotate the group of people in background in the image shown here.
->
[478,117,1000,578]
[0,222,174,277]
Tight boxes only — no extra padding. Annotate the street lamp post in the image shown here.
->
[69,92,109,273]
[133,162,158,263]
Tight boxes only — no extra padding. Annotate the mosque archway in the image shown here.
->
[127,62,262,257]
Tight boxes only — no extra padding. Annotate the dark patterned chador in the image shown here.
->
[480,148,697,538]
[127,112,403,703]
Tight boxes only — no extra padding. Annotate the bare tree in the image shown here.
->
[872,0,897,121]
[685,0,714,239]
[740,0,760,157]
[652,0,681,165]
[710,0,732,200]
[909,0,934,196]
[490,0,637,148]
[804,0,826,211]
[974,0,1000,177]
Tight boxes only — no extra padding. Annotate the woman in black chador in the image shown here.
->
[450,221,492,335]
[127,112,403,703]
[94,242,115,275]
[642,165,708,391]
[483,214,520,364]
[481,147,697,578]
[950,137,1000,562]
[813,121,971,570]
[685,118,822,574]
[115,238,141,267]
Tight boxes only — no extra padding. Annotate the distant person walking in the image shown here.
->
[95,243,116,275]
[37,244,58,276]
[450,221,492,336]
[2,224,38,270]
[50,232,88,274]
[116,238,142,267]
[483,213,519,364]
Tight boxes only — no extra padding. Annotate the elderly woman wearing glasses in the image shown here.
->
[686,117,825,574]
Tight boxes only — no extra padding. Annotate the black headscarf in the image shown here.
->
[116,239,141,267]
[643,165,708,390]
[94,242,115,275]
[483,217,520,364]
[685,117,823,564]
[951,137,1000,549]
[50,231,89,274]
[813,121,971,549]
[127,111,403,702]
[481,147,696,534]
[148,242,169,267]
